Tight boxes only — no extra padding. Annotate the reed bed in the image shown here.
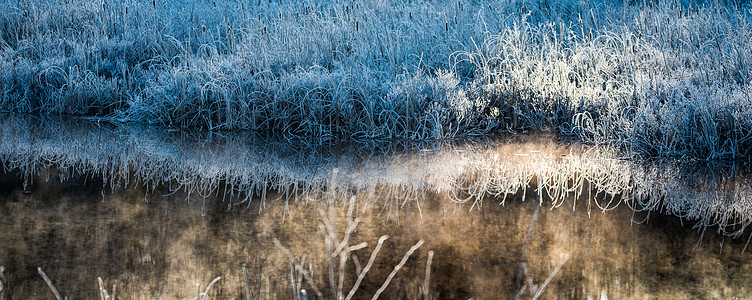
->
[2,115,751,238]
[1,0,751,160]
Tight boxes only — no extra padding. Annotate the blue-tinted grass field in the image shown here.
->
[2,0,751,160]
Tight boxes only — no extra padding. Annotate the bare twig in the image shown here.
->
[200,277,222,300]
[345,235,388,300]
[371,239,424,300]
[532,254,571,300]
[291,261,299,300]
[423,251,434,300]
[97,277,110,300]
[351,254,362,277]
[264,273,270,300]
[37,267,62,300]
[243,263,253,300]
[273,238,324,298]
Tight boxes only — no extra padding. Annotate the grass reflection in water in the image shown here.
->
[0,116,750,299]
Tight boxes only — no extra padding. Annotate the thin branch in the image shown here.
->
[37,267,62,300]
[273,238,324,298]
[423,251,434,300]
[200,277,222,300]
[243,263,253,300]
[371,239,424,300]
[345,235,389,300]
[532,254,571,300]
[97,277,110,300]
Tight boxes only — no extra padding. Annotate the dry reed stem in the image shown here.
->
[97,277,110,300]
[37,267,62,300]
[371,239,424,300]
[243,263,253,300]
[290,261,299,300]
[197,276,222,300]
[272,238,324,298]
[344,235,388,300]
[532,254,571,300]
[423,250,434,300]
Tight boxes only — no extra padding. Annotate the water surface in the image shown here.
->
[0,116,750,299]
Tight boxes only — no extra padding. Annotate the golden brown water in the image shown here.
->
[1,167,751,300]
[1,116,751,299]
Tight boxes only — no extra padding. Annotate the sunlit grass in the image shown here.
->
[1,0,751,159]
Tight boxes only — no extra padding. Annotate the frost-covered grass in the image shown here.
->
[1,0,752,159]
[3,115,751,237]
